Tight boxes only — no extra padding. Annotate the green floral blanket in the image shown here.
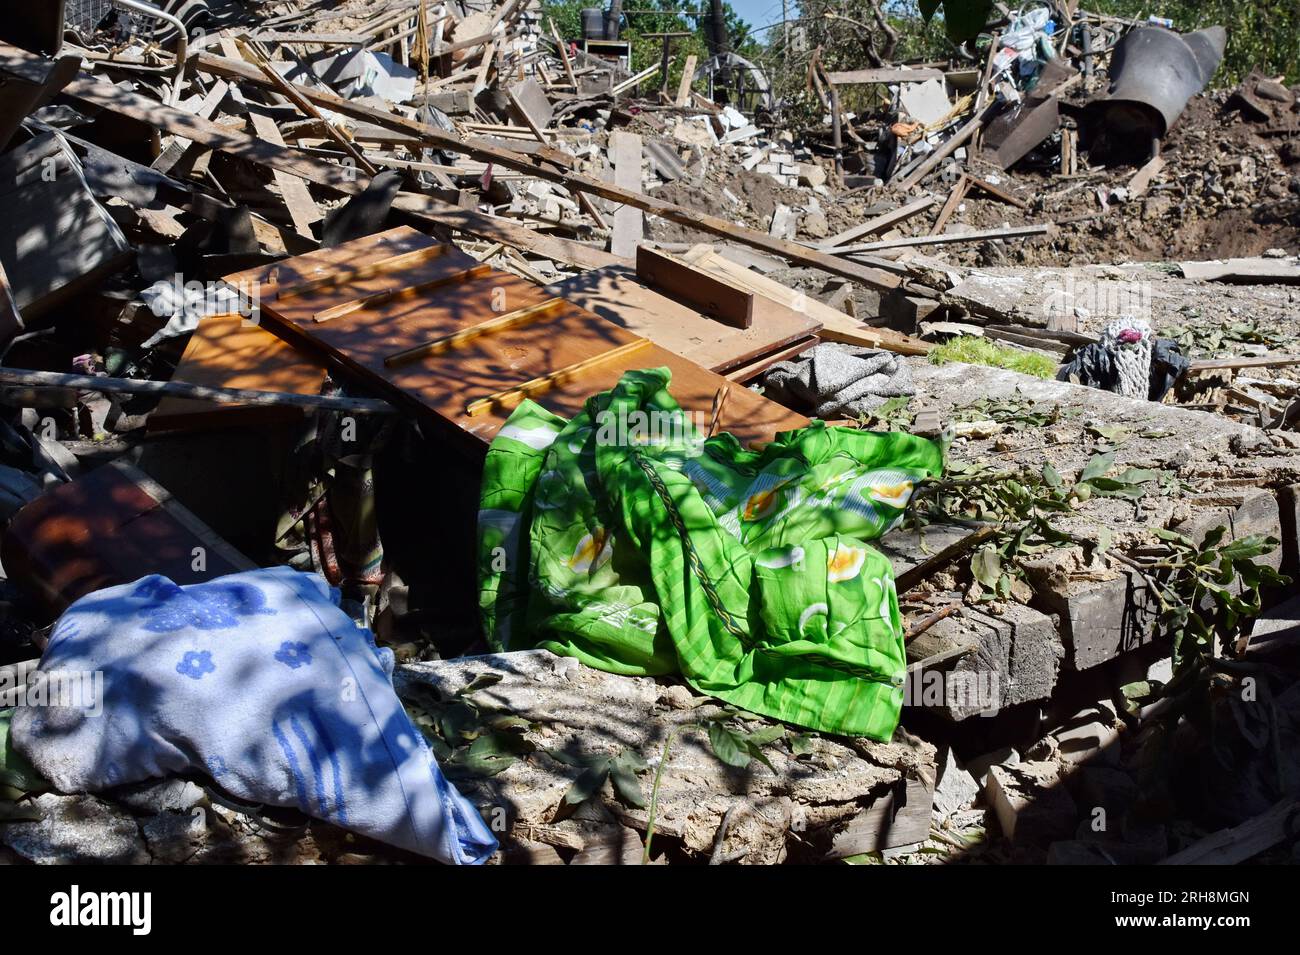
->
[477,368,943,739]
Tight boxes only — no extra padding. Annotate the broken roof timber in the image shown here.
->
[28,71,620,272]
[826,67,946,85]
[189,50,907,292]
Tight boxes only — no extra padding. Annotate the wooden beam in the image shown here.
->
[834,222,1054,255]
[818,196,937,249]
[45,67,619,272]
[548,18,578,90]
[188,49,905,291]
[965,174,1029,210]
[0,367,395,413]
[1160,799,1300,865]
[234,38,379,177]
[1190,355,1300,372]
[218,38,320,237]
[151,78,228,175]
[611,63,660,97]
[675,54,697,107]
[929,176,969,235]
[826,68,945,85]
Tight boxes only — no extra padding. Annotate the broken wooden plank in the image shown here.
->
[1125,154,1164,200]
[818,196,938,250]
[675,54,697,107]
[219,37,321,237]
[236,39,379,177]
[1189,355,1300,372]
[505,80,553,144]
[0,258,21,351]
[1159,798,1300,865]
[835,223,1054,255]
[611,63,661,97]
[723,335,819,382]
[827,68,945,85]
[152,78,229,176]
[186,48,903,291]
[824,778,934,859]
[47,66,620,272]
[636,246,752,329]
[548,18,578,90]
[929,176,969,235]
[965,174,1029,210]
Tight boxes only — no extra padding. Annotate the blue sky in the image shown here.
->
[729,0,789,36]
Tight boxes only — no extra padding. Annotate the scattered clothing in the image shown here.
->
[11,566,497,864]
[478,368,944,740]
[139,280,248,349]
[761,343,916,419]
[1148,338,1192,402]
[1057,318,1186,401]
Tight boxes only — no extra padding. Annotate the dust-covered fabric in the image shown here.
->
[761,343,915,419]
[478,368,943,739]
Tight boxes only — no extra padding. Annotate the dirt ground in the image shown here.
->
[642,85,1300,269]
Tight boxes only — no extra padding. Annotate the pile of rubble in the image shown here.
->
[0,1,1297,869]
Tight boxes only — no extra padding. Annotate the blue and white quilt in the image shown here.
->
[11,566,497,864]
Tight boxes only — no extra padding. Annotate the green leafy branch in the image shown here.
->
[908,452,1289,676]
[1132,527,1290,677]
[555,747,650,810]
[404,672,535,777]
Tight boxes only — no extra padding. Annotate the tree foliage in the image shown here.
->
[540,0,760,98]
[1091,1,1300,84]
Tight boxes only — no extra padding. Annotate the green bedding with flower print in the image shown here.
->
[477,368,943,739]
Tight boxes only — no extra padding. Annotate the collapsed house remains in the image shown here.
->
[0,0,1297,868]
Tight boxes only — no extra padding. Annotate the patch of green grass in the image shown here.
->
[927,335,1058,379]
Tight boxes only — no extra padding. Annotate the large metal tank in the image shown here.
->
[1097,25,1227,140]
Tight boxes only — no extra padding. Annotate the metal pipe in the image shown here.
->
[111,0,189,104]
